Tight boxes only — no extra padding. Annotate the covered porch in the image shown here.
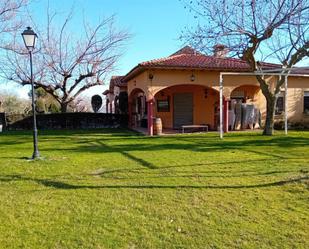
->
[128,83,263,136]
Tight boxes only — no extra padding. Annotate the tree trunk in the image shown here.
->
[60,102,68,113]
[263,96,276,135]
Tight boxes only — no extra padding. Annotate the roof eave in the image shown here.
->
[123,64,146,82]
[123,65,257,81]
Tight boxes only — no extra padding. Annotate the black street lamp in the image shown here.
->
[22,27,40,159]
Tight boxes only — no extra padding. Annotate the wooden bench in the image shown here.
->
[181,125,208,133]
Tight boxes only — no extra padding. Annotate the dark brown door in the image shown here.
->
[173,93,193,128]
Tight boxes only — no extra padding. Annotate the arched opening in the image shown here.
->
[229,85,262,130]
[230,85,260,103]
[128,88,147,128]
[153,84,220,130]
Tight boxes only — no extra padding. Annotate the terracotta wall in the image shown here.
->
[153,85,219,129]
[128,72,148,98]
[127,69,309,125]
[274,88,309,123]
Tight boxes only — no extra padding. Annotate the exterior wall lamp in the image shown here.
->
[190,73,195,82]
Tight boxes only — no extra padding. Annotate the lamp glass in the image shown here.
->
[22,27,37,50]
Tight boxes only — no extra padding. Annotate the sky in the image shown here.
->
[3,0,308,101]
[1,0,196,99]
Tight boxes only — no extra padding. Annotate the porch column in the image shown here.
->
[219,74,223,139]
[147,99,154,136]
[284,75,288,135]
[223,99,229,133]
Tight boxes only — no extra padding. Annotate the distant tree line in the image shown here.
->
[0,93,30,114]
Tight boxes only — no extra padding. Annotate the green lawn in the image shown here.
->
[0,129,308,249]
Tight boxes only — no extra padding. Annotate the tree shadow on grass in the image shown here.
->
[240,148,288,159]
[43,136,308,172]
[0,137,31,147]
[96,169,301,180]
[87,140,157,169]
[89,158,306,177]
[2,130,309,150]
[0,128,139,147]
[121,151,157,169]
[0,174,307,190]
[44,135,309,155]
[2,132,309,173]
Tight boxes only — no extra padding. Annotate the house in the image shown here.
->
[104,46,309,135]
[103,76,126,114]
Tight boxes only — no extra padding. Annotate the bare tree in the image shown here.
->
[181,0,309,135]
[0,0,26,35]
[1,9,130,112]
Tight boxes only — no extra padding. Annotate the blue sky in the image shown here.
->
[4,0,308,99]
[36,0,194,74]
[1,0,196,98]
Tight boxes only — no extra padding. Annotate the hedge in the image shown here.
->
[7,113,128,130]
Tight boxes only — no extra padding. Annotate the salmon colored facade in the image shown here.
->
[104,46,309,135]
[153,85,218,129]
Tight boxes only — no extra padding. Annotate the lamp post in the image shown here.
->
[22,27,40,159]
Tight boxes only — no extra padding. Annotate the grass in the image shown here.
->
[0,129,308,249]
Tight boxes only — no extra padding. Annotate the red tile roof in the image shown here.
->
[140,46,278,71]
[110,76,126,87]
[104,76,127,95]
[123,46,281,81]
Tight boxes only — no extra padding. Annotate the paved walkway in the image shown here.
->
[131,127,262,136]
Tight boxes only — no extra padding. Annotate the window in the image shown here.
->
[275,92,285,115]
[304,91,309,114]
[157,98,170,112]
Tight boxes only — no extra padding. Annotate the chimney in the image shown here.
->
[213,44,229,58]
